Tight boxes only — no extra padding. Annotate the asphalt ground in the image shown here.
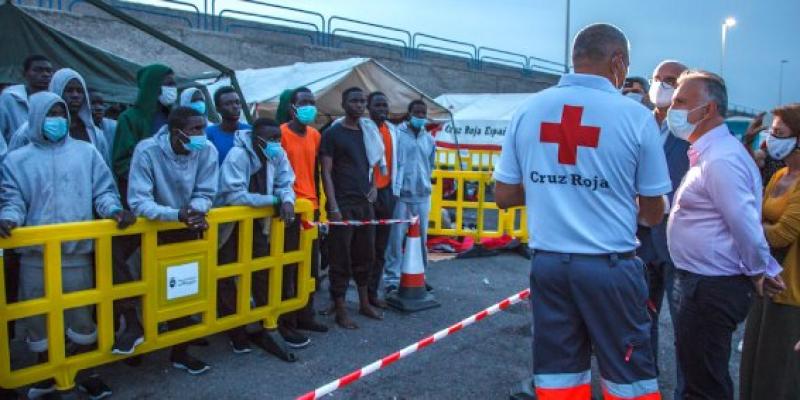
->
[9,251,744,399]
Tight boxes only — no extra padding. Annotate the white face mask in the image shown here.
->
[667,103,708,141]
[649,82,675,108]
[765,131,798,160]
[158,86,177,107]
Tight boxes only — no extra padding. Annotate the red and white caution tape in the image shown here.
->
[295,288,531,400]
[301,216,418,229]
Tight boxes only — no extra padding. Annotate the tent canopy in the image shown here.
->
[203,58,450,122]
[433,93,536,150]
[0,2,144,103]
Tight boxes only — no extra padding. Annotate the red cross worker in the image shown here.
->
[494,24,671,400]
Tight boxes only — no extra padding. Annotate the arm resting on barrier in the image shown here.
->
[495,181,525,209]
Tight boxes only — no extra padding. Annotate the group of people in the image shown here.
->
[0,55,436,399]
[495,23,799,400]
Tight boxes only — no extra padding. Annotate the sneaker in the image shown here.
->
[279,327,311,349]
[112,326,144,355]
[426,283,434,292]
[77,375,112,400]
[230,333,252,354]
[26,380,56,399]
[171,353,211,375]
[384,284,398,294]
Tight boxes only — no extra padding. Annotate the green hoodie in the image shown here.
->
[111,64,172,180]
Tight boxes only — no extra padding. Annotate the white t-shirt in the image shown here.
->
[494,73,671,254]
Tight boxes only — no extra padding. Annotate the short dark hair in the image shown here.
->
[625,76,649,92]
[341,86,363,102]
[290,87,312,105]
[678,70,728,117]
[253,117,279,131]
[213,86,237,107]
[168,106,202,131]
[23,55,50,72]
[407,99,426,114]
[572,23,628,65]
[367,91,387,106]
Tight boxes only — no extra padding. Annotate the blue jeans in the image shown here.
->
[383,199,430,287]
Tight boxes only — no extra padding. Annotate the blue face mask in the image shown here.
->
[262,142,283,160]
[410,116,427,130]
[189,101,206,115]
[42,116,68,142]
[294,105,317,125]
[180,131,207,152]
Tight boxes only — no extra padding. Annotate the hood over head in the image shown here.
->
[27,91,70,146]
[48,68,95,133]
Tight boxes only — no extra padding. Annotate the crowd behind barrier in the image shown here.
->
[0,203,317,390]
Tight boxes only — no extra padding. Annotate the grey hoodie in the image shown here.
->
[393,121,436,202]
[0,84,28,142]
[8,69,110,164]
[0,92,122,268]
[217,129,295,207]
[128,125,219,221]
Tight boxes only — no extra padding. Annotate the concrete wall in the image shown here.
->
[21,4,558,99]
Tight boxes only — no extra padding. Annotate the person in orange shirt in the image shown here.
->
[366,92,397,308]
[279,87,328,348]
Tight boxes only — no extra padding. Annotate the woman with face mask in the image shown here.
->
[740,103,800,400]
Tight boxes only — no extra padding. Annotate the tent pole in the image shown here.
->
[82,0,252,123]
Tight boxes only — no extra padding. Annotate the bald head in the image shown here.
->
[572,23,629,68]
[652,60,688,85]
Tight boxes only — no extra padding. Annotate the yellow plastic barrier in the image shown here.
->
[0,201,316,391]
[428,169,504,238]
[435,148,501,171]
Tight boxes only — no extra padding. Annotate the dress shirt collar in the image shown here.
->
[690,123,729,155]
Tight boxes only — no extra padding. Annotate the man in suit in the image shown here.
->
[636,59,689,398]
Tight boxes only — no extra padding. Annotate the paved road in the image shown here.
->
[92,252,742,400]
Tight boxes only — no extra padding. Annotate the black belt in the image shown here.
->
[532,249,637,261]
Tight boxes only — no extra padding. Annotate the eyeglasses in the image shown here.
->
[649,78,678,89]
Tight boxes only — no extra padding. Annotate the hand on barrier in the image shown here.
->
[0,219,16,238]
[111,209,137,229]
[179,207,208,231]
[280,202,295,223]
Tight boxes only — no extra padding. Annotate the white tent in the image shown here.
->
[203,57,449,123]
[433,93,536,150]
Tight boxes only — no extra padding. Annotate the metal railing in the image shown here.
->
[215,0,325,43]
[218,8,320,44]
[33,0,570,76]
[328,16,412,57]
[67,0,199,28]
[478,47,528,71]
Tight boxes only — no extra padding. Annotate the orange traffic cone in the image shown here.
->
[386,217,440,312]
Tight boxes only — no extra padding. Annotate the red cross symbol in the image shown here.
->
[540,105,601,165]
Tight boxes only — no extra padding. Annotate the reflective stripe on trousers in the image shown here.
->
[534,372,661,400]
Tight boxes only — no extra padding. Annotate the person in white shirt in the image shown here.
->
[494,23,670,400]
[666,69,785,400]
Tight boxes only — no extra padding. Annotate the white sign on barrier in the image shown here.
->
[166,262,199,300]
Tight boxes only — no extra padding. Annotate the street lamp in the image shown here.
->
[779,59,789,105]
[564,0,571,73]
[721,17,736,77]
